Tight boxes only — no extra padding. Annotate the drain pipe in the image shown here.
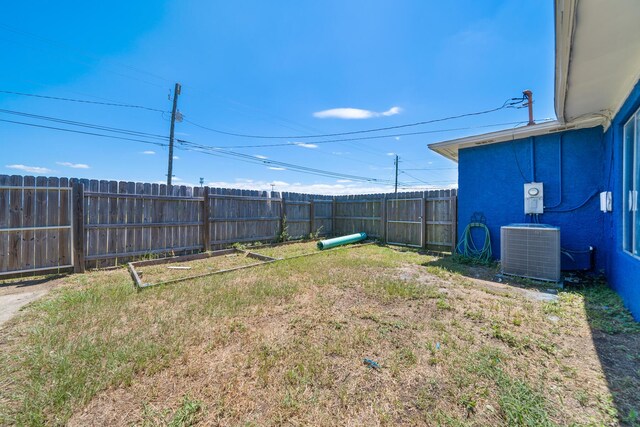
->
[546,134,564,209]
[523,90,535,126]
[530,137,536,182]
[524,90,536,181]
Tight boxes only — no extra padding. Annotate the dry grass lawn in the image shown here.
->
[1,244,639,426]
[244,240,321,259]
[135,252,262,285]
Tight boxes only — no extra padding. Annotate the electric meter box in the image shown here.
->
[524,182,544,214]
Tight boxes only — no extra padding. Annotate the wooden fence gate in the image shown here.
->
[0,176,74,277]
[386,197,424,247]
[334,189,457,251]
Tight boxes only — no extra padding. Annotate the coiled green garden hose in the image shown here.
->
[456,222,492,262]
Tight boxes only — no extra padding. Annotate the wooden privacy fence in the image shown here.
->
[332,190,458,251]
[0,174,457,277]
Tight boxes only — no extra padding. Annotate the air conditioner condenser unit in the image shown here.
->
[501,224,561,282]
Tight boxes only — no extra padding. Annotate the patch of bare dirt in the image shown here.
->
[0,274,69,327]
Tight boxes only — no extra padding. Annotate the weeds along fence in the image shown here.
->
[0,174,457,277]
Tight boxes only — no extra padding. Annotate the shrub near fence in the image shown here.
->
[0,174,456,277]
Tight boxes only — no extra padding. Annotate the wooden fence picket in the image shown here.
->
[0,173,457,275]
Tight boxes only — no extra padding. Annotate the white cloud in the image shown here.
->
[331,151,350,155]
[173,156,179,160]
[386,152,396,156]
[56,162,90,169]
[313,106,402,120]
[381,107,401,116]
[293,142,318,149]
[205,179,451,195]
[394,137,401,141]
[336,179,352,183]
[142,150,156,155]
[6,164,53,174]
[254,154,268,159]
[268,167,286,171]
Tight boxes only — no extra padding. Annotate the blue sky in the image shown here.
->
[1,1,555,194]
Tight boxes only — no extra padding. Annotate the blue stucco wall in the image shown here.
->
[603,79,640,319]
[458,126,606,272]
[457,78,640,320]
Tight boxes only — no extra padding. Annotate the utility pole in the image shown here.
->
[167,82,181,187]
[394,154,399,194]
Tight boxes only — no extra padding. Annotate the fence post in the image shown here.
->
[451,190,458,253]
[280,195,287,238]
[202,187,211,252]
[72,180,85,273]
[331,197,336,236]
[309,199,315,237]
[381,194,387,243]
[421,192,427,249]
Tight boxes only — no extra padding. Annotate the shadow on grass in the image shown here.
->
[0,274,66,290]
[565,277,640,426]
[422,254,640,426]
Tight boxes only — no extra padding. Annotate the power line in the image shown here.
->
[0,118,169,147]
[0,110,392,182]
[0,90,167,112]
[402,167,458,171]
[0,106,549,186]
[1,88,536,149]
[400,170,455,186]
[0,116,409,185]
[184,146,410,185]
[0,105,537,151]
[182,97,525,140]
[0,108,169,140]
[1,106,389,170]
[177,139,407,184]
[191,120,538,149]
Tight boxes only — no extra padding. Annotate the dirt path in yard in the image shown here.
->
[397,264,559,303]
[0,276,64,327]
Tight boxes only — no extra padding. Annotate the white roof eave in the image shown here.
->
[554,0,577,124]
[427,116,605,163]
[554,0,640,130]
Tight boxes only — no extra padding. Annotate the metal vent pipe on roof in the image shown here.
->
[523,90,535,126]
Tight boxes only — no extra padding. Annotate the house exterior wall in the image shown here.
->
[457,126,606,272]
[603,79,640,319]
[457,79,640,320]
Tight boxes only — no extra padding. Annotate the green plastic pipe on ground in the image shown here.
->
[317,232,367,250]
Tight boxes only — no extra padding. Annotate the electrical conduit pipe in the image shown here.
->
[317,232,367,250]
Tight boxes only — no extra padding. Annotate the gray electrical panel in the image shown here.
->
[524,182,544,214]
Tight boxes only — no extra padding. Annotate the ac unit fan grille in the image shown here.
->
[501,225,560,282]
